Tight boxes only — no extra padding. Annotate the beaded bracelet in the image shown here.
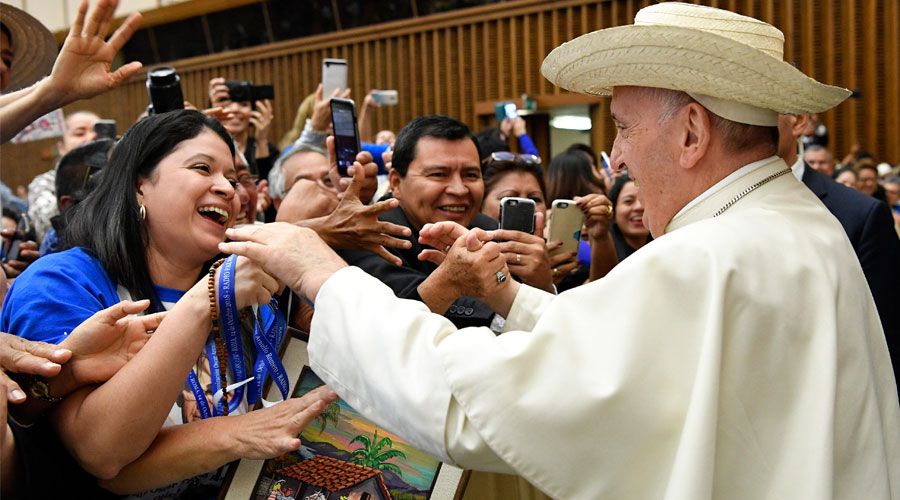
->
[207,258,230,415]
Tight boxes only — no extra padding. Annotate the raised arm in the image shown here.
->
[0,0,143,143]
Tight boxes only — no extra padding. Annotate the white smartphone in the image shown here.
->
[321,58,348,98]
[371,90,398,106]
[548,199,583,255]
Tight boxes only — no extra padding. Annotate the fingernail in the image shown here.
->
[53,349,70,358]
[10,389,26,402]
[44,361,60,370]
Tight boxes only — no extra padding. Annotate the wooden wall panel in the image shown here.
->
[3,0,898,191]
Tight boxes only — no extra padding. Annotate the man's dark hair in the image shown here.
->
[55,138,115,202]
[391,115,480,177]
[566,143,598,167]
[67,110,234,311]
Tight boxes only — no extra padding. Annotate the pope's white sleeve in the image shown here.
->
[308,266,515,473]
[502,283,556,333]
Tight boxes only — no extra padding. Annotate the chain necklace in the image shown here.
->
[713,168,792,217]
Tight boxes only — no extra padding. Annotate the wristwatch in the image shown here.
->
[23,374,63,404]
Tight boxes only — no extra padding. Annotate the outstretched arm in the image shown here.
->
[0,0,143,143]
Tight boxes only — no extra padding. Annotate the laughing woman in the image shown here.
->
[0,110,335,497]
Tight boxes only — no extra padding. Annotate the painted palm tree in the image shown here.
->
[313,400,341,433]
[348,428,407,477]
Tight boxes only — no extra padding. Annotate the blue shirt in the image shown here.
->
[1,247,185,344]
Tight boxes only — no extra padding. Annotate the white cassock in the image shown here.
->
[309,157,900,499]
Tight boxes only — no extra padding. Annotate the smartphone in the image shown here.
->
[548,199,583,255]
[494,101,516,123]
[322,58,348,99]
[371,90,398,106]
[599,151,614,178]
[330,98,360,177]
[93,119,117,140]
[499,197,536,234]
[3,214,35,262]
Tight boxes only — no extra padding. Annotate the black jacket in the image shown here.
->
[338,207,499,329]
[802,165,900,388]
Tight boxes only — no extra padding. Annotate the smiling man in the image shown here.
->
[220,3,899,498]
[337,115,499,329]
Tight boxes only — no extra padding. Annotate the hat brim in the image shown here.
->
[1,3,57,92]
[541,25,850,115]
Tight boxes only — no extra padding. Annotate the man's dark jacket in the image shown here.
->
[338,207,499,329]
[802,165,900,388]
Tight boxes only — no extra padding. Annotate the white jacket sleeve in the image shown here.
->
[308,266,516,473]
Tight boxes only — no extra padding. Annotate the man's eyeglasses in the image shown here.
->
[237,174,259,189]
[486,152,542,165]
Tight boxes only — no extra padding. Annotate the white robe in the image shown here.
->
[308,157,900,499]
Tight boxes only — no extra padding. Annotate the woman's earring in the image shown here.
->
[139,204,147,221]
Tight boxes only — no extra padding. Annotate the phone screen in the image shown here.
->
[331,99,359,177]
[600,151,613,178]
[504,103,518,120]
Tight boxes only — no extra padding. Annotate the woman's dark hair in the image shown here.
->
[565,143,598,167]
[482,158,546,201]
[66,110,235,311]
[545,151,605,201]
[391,115,480,177]
[475,127,509,160]
[608,173,633,208]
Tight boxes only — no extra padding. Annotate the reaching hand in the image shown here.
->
[491,213,554,292]
[417,221,468,265]
[44,0,143,105]
[0,333,71,403]
[311,84,351,132]
[250,99,274,145]
[431,228,510,299]
[59,300,162,386]
[216,256,283,309]
[546,241,580,285]
[208,77,230,108]
[233,386,338,459]
[576,193,614,240]
[219,223,346,301]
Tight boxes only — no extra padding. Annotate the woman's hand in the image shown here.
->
[546,241,580,285]
[232,386,338,459]
[250,99,274,149]
[576,193,614,240]
[208,77,229,108]
[217,256,283,309]
[311,84,351,133]
[490,213,554,292]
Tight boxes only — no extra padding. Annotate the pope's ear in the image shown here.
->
[677,102,711,170]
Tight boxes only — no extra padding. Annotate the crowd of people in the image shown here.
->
[0,0,898,498]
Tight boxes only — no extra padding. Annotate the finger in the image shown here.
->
[362,196,401,215]
[82,0,112,38]
[418,249,446,266]
[70,0,89,38]
[223,224,270,244]
[534,211,545,237]
[557,260,580,274]
[102,299,151,323]
[135,311,166,331]
[218,240,264,260]
[340,88,351,99]
[491,229,540,245]
[342,161,366,201]
[546,240,564,250]
[109,61,144,87]
[496,241,538,255]
[465,231,485,252]
[1,346,65,378]
[372,246,403,267]
[1,376,26,404]
[377,220,413,240]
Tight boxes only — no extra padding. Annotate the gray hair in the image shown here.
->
[803,144,833,161]
[631,87,778,154]
[268,142,328,200]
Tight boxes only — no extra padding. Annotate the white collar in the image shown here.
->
[672,156,779,221]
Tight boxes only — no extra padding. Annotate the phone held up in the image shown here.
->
[494,101,518,123]
[330,98,360,177]
[2,213,36,262]
[322,58,348,98]
[500,197,536,235]
[548,199,582,255]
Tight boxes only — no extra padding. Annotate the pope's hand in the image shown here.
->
[417,221,468,265]
[219,223,348,302]
[432,228,511,299]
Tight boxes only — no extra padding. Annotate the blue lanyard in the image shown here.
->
[186,255,288,418]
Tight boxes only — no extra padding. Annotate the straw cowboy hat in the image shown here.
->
[0,2,57,92]
[541,2,850,126]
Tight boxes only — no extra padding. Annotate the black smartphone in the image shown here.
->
[93,119,117,140]
[500,197,536,234]
[330,98,360,177]
[3,214,35,262]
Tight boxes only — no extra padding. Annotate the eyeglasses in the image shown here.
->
[237,174,259,188]
[487,152,542,165]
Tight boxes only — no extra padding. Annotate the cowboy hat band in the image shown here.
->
[0,2,57,92]
[540,2,851,124]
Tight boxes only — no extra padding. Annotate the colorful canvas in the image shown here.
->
[250,367,444,500]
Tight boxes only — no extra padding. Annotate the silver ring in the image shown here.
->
[444,245,451,252]
[515,253,521,264]
[495,271,507,284]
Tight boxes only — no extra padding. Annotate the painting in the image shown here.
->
[221,337,465,500]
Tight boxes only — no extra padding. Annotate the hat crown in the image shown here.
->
[634,2,785,60]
